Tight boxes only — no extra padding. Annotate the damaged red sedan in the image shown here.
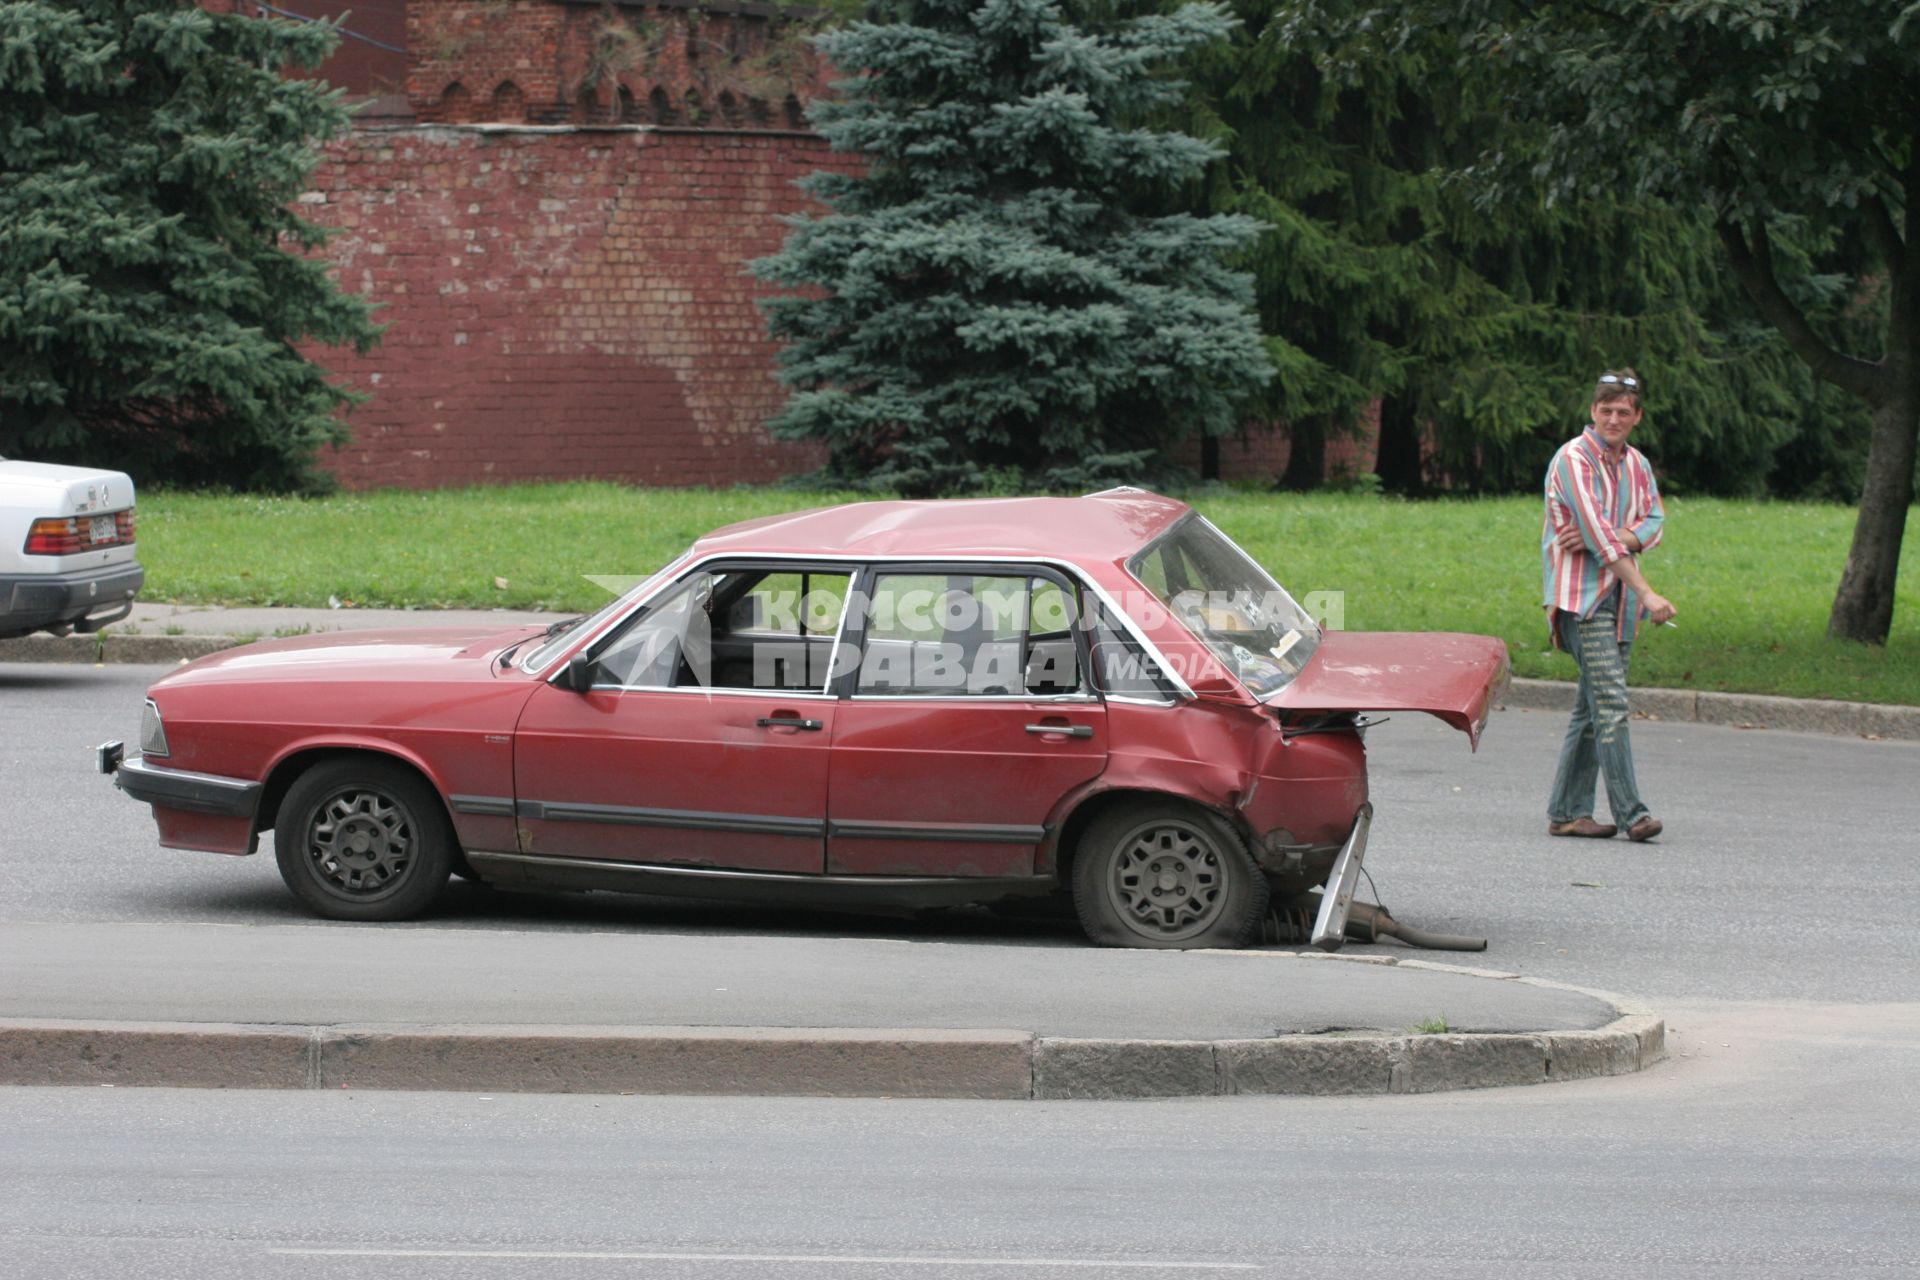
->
[100,489,1507,949]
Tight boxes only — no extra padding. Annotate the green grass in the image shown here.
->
[137,485,1920,706]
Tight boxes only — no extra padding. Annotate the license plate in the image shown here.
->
[89,514,116,545]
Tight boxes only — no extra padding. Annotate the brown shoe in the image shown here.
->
[1626,816,1663,842]
[1548,817,1618,838]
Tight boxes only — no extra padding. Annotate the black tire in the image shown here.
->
[1070,801,1269,949]
[273,758,455,921]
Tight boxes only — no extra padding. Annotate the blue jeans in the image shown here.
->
[1548,596,1651,827]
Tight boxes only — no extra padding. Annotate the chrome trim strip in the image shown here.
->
[1311,802,1373,952]
[469,849,1050,891]
[847,694,1098,704]
[517,799,823,839]
[827,820,1047,845]
[113,754,262,819]
[586,684,839,699]
[449,794,515,818]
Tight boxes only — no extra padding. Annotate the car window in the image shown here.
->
[857,572,1084,698]
[589,566,851,693]
[725,571,848,638]
[711,568,850,691]
[1128,517,1320,697]
[591,574,708,688]
[1088,601,1175,702]
[520,554,689,675]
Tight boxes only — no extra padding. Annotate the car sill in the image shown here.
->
[467,850,1054,910]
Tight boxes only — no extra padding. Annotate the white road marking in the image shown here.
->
[268,1248,1258,1269]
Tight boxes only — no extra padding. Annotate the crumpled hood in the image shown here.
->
[1266,631,1512,749]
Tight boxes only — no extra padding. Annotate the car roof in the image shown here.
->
[690,488,1193,568]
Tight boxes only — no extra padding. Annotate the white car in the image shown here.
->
[0,456,143,640]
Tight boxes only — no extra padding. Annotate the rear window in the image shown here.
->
[1128,517,1320,697]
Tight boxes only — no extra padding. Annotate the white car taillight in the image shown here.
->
[22,509,134,555]
[23,517,84,555]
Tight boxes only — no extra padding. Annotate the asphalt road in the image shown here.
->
[3,661,1918,1278]
[2,1003,1915,1279]
[3,661,1914,1003]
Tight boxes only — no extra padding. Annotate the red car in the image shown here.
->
[100,490,1507,949]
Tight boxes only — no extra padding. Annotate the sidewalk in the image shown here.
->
[4,600,1915,740]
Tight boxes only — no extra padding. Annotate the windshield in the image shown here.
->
[1127,516,1321,697]
[520,555,688,675]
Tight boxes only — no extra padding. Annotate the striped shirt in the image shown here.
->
[1541,426,1665,646]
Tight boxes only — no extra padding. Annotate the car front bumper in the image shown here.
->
[99,742,263,856]
[99,742,261,819]
[1,561,144,638]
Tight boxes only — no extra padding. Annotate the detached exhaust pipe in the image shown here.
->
[1266,891,1487,953]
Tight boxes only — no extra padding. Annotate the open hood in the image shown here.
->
[1265,631,1511,749]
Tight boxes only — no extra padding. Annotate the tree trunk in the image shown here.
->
[1374,396,1425,494]
[1280,420,1325,490]
[1200,433,1220,481]
[1827,384,1918,644]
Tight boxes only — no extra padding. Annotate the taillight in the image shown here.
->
[24,517,84,556]
[117,508,136,542]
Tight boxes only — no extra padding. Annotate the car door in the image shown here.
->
[513,565,849,874]
[825,565,1108,877]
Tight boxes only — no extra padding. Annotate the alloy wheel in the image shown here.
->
[1105,819,1227,942]
[303,787,415,898]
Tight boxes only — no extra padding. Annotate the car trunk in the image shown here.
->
[0,460,139,573]
[1264,631,1512,749]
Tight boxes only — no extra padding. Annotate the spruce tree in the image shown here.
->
[0,0,380,490]
[1292,0,1917,642]
[752,0,1272,494]
[1158,0,1860,496]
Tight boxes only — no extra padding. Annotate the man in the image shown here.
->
[1542,369,1677,843]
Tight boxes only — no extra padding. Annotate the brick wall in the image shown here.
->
[305,124,850,489]
[407,0,827,128]
[1168,409,1381,487]
[284,1,1326,492]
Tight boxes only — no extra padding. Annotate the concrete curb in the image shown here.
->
[1503,676,1920,742]
[0,960,1664,1099]
[1,633,232,664]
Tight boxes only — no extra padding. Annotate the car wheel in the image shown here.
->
[1071,801,1269,949]
[273,759,454,921]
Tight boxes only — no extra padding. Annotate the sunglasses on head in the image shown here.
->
[1597,374,1639,389]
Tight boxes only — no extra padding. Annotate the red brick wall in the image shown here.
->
[1169,407,1381,487]
[304,125,850,489]
[268,1,1309,493]
[407,0,826,127]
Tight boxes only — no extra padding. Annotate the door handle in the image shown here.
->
[1025,723,1093,739]
[758,716,823,731]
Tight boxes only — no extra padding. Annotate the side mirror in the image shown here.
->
[560,652,596,693]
